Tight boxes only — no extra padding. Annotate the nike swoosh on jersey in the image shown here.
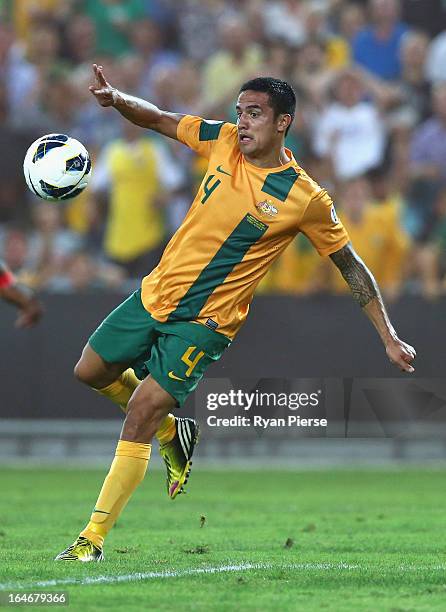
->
[216,165,232,176]
[168,371,186,382]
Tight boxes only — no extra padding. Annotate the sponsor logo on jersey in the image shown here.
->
[330,204,339,224]
[255,199,278,218]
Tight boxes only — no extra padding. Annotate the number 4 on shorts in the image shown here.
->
[181,346,205,377]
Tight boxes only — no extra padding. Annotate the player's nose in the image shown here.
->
[237,114,249,130]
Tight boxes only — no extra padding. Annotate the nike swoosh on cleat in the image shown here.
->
[216,165,232,176]
[93,509,110,514]
[168,371,186,382]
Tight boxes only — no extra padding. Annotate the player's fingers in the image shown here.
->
[92,63,100,83]
[97,65,108,87]
[89,86,109,98]
[403,347,416,362]
[408,345,417,358]
[399,357,415,373]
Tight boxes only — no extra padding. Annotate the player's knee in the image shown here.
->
[73,357,90,384]
[73,357,103,388]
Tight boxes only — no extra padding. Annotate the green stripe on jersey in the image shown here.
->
[261,167,299,202]
[199,121,225,141]
[168,213,268,322]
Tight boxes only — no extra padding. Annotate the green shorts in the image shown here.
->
[89,290,230,406]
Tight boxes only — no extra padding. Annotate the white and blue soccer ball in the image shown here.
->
[23,134,92,201]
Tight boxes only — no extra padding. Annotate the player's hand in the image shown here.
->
[385,338,416,373]
[15,298,44,329]
[89,64,117,107]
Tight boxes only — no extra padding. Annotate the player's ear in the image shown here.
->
[277,114,292,135]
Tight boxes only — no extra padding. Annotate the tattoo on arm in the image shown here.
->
[329,243,379,307]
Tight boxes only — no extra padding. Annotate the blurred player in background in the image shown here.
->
[0,260,42,327]
[56,64,416,562]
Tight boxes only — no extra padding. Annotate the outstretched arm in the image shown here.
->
[89,64,184,139]
[0,262,43,328]
[329,243,416,372]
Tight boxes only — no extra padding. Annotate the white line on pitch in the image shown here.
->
[0,563,357,590]
[1,562,445,591]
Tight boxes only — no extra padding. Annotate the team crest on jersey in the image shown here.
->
[255,199,278,217]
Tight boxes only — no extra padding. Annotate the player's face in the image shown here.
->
[236,91,288,158]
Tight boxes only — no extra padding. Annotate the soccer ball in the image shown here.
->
[23,134,92,201]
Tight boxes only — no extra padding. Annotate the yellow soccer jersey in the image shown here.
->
[331,201,409,294]
[141,115,349,339]
[104,139,164,262]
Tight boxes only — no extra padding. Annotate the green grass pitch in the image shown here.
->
[0,467,445,611]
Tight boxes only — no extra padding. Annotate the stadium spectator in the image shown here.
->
[114,53,146,97]
[202,16,263,113]
[401,0,446,37]
[64,14,97,69]
[12,0,75,43]
[19,72,79,135]
[176,0,227,63]
[337,2,366,49]
[352,0,409,81]
[70,60,122,151]
[330,176,409,298]
[85,0,145,58]
[0,22,38,111]
[258,38,294,83]
[91,120,183,277]
[259,233,327,295]
[1,230,29,277]
[45,251,125,293]
[150,64,179,111]
[25,202,84,289]
[426,30,446,84]
[397,30,431,123]
[0,82,38,225]
[9,23,67,124]
[312,69,386,181]
[174,60,204,115]
[262,0,307,47]
[430,191,446,295]
[130,19,179,99]
[293,39,338,111]
[408,82,446,241]
[25,22,63,71]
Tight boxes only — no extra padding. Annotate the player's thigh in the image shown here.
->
[74,343,130,389]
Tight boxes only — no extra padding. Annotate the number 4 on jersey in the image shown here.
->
[201,174,221,204]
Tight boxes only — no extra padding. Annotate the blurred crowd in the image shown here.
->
[1,0,446,299]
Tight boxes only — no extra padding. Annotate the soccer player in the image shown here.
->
[0,261,43,328]
[56,65,416,561]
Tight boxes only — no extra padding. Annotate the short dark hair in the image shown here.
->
[239,77,296,136]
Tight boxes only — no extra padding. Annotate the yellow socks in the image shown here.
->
[156,413,176,444]
[96,369,140,413]
[80,440,151,548]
